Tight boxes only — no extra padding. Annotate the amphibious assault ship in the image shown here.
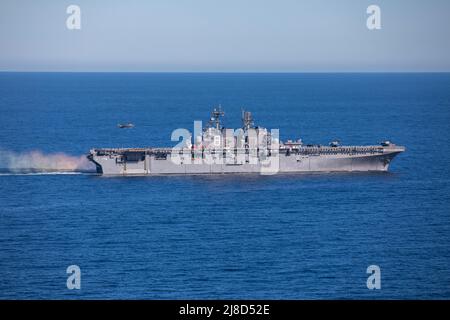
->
[87,108,405,175]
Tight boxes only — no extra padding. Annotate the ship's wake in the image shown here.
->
[0,150,96,174]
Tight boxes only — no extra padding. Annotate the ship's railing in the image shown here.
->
[294,146,385,155]
[91,145,403,157]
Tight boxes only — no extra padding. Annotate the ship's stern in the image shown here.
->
[87,149,103,174]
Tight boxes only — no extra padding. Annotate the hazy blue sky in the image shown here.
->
[1,0,449,71]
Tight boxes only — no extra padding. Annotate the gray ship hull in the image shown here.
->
[88,145,404,176]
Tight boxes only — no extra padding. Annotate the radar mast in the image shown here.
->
[207,105,225,130]
[242,109,254,131]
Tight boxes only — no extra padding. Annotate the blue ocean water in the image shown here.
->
[0,73,449,299]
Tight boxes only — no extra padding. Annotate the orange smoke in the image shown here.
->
[0,150,95,172]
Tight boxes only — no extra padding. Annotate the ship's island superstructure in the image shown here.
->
[87,108,405,175]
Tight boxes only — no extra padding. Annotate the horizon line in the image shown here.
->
[1,70,450,74]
